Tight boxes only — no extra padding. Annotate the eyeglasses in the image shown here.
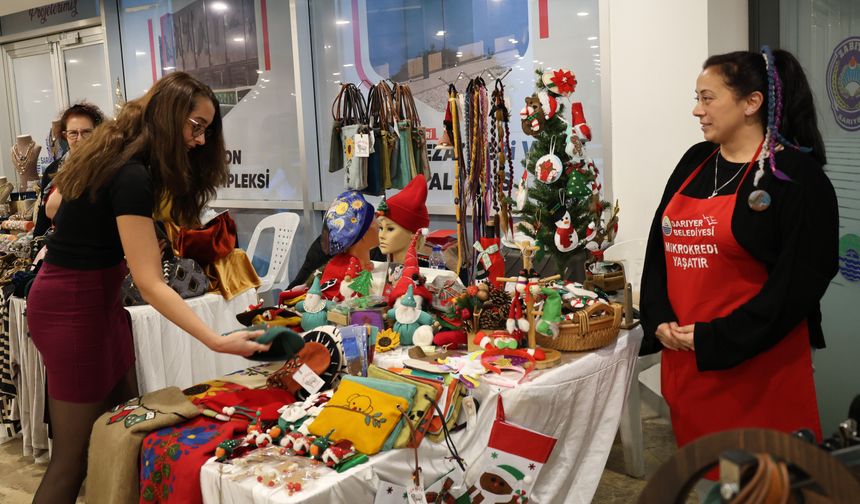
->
[187,117,214,139]
[64,129,93,140]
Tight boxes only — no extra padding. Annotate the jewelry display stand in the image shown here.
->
[11,135,40,192]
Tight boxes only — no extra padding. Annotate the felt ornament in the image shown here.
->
[542,68,577,97]
[505,291,529,338]
[566,169,592,200]
[535,136,562,184]
[433,330,467,348]
[296,276,334,331]
[514,170,529,212]
[347,269,372,297]
[537,90,558,121]
[473,237,505,288]
[474,330,519,350]
[554,210,579,253]
[535,288,563,338]
[387,229,432,307]
[569,102,592,142]
[519,95,546,136]
[465,396,557,504]
[387,285,435,345]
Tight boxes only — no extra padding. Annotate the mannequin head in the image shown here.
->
[376,174,430,263]
[377,216,420,263]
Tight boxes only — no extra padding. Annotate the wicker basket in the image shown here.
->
[584,261,626,292]
[535,302,623,352]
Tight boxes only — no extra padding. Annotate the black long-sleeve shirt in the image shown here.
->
[640,141,839,371]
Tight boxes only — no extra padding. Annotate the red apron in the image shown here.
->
[661,145,821,463]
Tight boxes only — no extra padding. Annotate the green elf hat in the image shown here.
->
[399,284,417,308]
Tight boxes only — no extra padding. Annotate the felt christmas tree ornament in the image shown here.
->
[535,288,562,338]
[535,136,562,184]
[569,102,592,142]
[505,291,529,337]
[537,90,558,120]
[520,95,546,136]
[541,68,577,97]
[553,209,579,253]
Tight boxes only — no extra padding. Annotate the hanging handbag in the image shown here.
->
[340,84,370,190]
[376,81,397,190]
[392,84,416,188]
[399,84,432,177]
[329,84,348,173]
[464,395,558,504]
[364,84,387,196]
[122,225,209,306]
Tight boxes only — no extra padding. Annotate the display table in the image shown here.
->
[7,290,258,457]
[200,327,643,504]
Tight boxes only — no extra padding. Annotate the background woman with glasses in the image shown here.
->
[25,72,269,503]
[33,102,105,236]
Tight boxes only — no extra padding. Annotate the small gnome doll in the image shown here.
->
[536,287,563,338]
[387,230,433,308]
[387,284,434,346]
[296,276,332,331]
[505,291,529,342]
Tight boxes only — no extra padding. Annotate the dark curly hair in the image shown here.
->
[59,102,105,132]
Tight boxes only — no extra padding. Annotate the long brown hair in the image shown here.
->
[54,72,228,227]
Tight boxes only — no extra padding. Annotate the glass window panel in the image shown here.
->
[11,52,58,173]
[63,43,112,117]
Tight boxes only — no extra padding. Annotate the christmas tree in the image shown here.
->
[515,68,618,278]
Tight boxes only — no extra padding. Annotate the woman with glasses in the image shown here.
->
[33,102,105,236]
[25,72,269,503]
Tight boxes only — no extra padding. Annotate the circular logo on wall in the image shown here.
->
[826,36,860,131]
[839,233,860,282]
[661,216,672,237]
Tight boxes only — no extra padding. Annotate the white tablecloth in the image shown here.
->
[8,290,258,457]
[200,327,644,504]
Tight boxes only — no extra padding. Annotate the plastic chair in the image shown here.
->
[244,212,301,294]
[603,238,661,478]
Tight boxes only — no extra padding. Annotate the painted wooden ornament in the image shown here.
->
[748,189,771,211]
[535,153,562,184]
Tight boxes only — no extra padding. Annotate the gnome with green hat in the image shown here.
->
[535,287,563,338]
[296,276,333,331]
[386,284,434,345]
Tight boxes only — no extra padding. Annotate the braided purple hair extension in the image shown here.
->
[756,46,813,186]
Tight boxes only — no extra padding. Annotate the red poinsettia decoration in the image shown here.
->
[551,69,577,95]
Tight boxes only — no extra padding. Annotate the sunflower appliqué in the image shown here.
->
[344,137,356,161]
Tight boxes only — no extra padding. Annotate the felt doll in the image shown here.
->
[536,287,563,338]
[386,285,434,346]
[296,276,333,331]
[320,191,377,300]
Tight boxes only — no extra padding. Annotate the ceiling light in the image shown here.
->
[587,36,597,41]
[91,83,102,87]
[332,72,341,76]
[163,66,175,71]
[343,63,354,67]
[68,59,79,63]
[335,19,350,25]
[436,30,445,36]
[256,70,263,74]
[590,45,598,49]
[577,12,589,16]
[508,38,518,44]
[210,2,228,12]
[233,37,244,42]
[135,51,146,56]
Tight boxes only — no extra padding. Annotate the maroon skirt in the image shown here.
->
[27,262,135,403]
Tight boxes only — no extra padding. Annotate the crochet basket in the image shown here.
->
[535,302,623,352]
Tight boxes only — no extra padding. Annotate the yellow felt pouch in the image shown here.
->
[308,380,408,455]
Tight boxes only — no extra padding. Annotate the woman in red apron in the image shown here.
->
[640,47,839,473]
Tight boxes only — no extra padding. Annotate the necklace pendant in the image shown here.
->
[748,189,771,211]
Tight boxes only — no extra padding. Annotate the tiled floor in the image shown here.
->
[0,417,683,503]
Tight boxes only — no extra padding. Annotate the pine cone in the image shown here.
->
[479,307,507,330]
[488,286,511,309]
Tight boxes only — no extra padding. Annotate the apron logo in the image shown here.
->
[826,37,860,131]
[661,216,672,236]
[839,233,860,282]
